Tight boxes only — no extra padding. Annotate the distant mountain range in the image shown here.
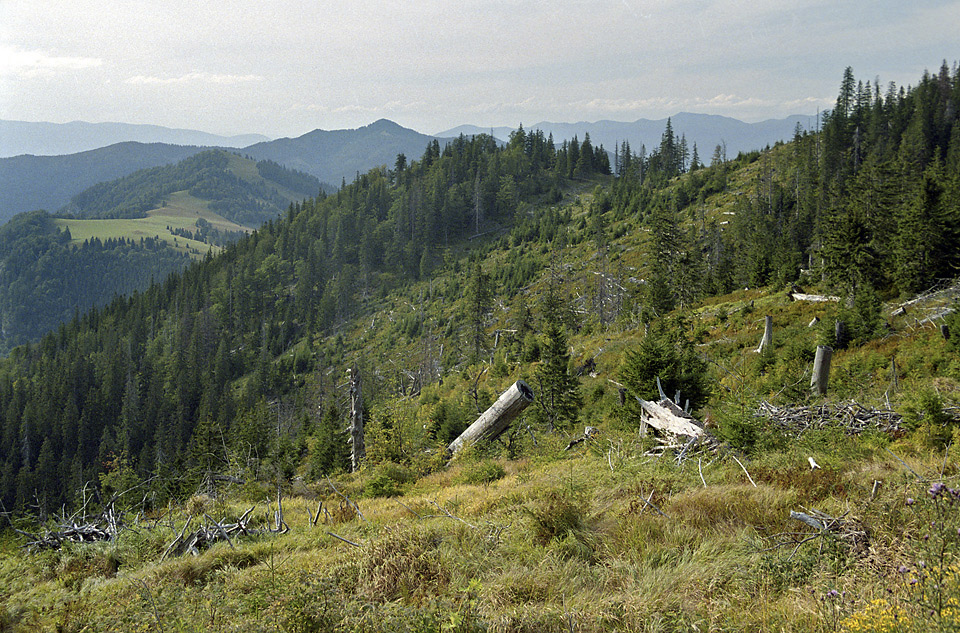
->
[0,120,270,158]
[437,112,820,160]
[0,113,816,226]
[0,119,440,224]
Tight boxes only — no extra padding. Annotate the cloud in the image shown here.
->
[125,72,263,86]
[0,46,102,77]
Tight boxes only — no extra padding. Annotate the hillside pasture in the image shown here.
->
[55,190,251,257]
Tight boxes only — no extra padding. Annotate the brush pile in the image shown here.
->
[161,506,262,559]
[15,505,122,551]
[756,400,904,435]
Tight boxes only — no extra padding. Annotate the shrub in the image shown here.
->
[362,463,414,499]
[456,460,506,486]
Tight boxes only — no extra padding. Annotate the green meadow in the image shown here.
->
[55,191,250,257]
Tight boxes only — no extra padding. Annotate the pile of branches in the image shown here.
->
[16,505,122,551]
[756,400,904,435]
[161,506,267,559]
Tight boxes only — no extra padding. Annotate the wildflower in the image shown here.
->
[929,482,946,497]
[906,497,915,506]
[898,566,910,574]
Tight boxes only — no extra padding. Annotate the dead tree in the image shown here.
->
[448,380,535,456]
[811,346,833,396]
[756,315,772,352]
[347,367,365,472]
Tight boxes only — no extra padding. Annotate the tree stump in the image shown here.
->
[811,346,833,396]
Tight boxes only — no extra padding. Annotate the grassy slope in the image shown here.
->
[3,159,960,631]
[54,191,243,257]
[52,152,311,258]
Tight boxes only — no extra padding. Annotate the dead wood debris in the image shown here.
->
[756,400,905,435]
[772,508,870,558]
[161,506,260,559]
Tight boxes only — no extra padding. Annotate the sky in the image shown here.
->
[1,0,957,139]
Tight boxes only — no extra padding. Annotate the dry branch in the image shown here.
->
[755,400,904,435]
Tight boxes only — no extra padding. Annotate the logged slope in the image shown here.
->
[0,62,959,632]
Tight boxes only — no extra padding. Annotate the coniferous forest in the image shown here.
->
[1,62,960,631]
[0,63,957,516]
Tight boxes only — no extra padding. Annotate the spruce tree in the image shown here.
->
[532,284,582,431]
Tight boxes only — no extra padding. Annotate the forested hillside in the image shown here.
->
[1,62,959,632]
[0,211,191,355]
[0,62,957,517]
[63,149,322,227]
[0,151,322,354]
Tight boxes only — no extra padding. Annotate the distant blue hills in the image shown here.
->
[437,112,819,159]
[0,114,816,226]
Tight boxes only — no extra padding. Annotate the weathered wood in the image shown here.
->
[634,396,704,439]
[810,345,833,396]
[790,510,826,530]
[348,367,365,472]
[756,315,772,352]
[789,292,840,303]
[448,380,535,455]
[756,399,905,434]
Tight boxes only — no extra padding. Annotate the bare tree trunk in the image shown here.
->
[811,346,833,396]
[348,367,365,472]
[756,315,772,352]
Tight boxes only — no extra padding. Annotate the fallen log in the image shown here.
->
[448,380,535,456]
[634,396,705,439]
[789,292,840,303]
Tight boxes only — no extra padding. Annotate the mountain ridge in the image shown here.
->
[0,119,270,158]
[437,112,819,157]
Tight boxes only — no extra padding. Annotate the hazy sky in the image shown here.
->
[1,0,957,138]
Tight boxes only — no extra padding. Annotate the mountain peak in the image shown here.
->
[366,119,404,132]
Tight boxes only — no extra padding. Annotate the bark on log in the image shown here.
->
[811,345,833,396]
[448,380,535,455]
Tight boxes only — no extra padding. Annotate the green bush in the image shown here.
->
[456,460,506,485]
[362,462,415,498]
[618,317,711,425]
